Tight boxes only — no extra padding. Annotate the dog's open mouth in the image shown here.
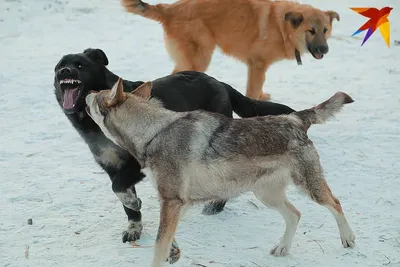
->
[311,52,324,60]
[60,79,82,110]
[307,47,324,60]
[306,45,325,60]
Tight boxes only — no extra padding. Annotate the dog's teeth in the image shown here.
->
[59,79,81,85]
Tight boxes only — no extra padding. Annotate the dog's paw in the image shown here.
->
[341,229,355,248]
[202,200,226,215]
[165,240,181,264]
[260,93,271,101]
[122,221,143,243]
[270,244,290,257]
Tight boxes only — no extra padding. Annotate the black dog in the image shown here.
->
[53,48,295,243]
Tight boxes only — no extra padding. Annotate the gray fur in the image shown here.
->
[86,86,356,267]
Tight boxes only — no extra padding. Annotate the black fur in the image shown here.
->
[53,48,295,242]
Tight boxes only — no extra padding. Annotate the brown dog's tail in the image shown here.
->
[121,0,167,22]
[294,92,354,130]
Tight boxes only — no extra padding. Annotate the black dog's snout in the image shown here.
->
[59,67,72,74]
[316,45,329,54]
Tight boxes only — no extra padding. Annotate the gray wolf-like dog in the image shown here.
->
[86,78,355,267]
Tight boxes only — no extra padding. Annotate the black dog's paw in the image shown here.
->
[122,221,143,243]
[202,200,226,215]
[165,240,181,264]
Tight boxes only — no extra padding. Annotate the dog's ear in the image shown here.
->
[284,12,304,29]
[132,81,152,99]
[325,11,340,24]
[105,78,125,107]
[83,48,109,66]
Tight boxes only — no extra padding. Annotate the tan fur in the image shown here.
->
[121,0,339,100]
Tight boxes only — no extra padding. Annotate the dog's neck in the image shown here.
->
[107,97,180,167]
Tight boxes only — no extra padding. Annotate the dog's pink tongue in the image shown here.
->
[63,88,79,109]
[315,53,323,59]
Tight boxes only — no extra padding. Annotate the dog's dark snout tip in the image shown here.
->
[60,67,71,74]
[316,45,329,54]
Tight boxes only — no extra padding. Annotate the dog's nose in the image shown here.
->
[60,67,71,74]
[316,45,329,54]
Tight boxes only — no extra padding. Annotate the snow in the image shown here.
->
[1,0,399,266]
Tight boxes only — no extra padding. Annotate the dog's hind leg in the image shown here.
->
[294,149,355,249]
[253,186,301,256]
[302,177,355,248]
[152,199,186,267]
[164,28,215,74]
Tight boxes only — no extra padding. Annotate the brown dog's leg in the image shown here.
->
[246,59,269,100]
[151,199,185,267]
[165,34,215,74]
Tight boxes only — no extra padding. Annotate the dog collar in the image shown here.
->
[295,49,302,65]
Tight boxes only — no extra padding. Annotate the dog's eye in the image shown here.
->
[307,28,316,35]
[323,27,328,34]
[76,62,83,69]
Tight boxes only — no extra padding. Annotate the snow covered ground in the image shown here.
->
[1,0,399,266]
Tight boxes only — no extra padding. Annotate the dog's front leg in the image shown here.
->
[114,186,143,242]
[246,59,270,101]
[122,206,143,242]
[152,199,185,267]
[115,187,143,211]
[111,160,145,242]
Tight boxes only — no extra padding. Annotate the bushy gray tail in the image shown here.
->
[294,92,354,130]
[121,0,167,22]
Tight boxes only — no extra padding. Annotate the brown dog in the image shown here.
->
[121,0,339,100]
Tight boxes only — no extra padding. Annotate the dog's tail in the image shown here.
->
[223,82,295,118]
[294,92,354,130]
[121,0,167,22]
